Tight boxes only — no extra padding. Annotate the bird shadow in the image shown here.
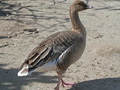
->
[68,78,120,90]
[0,64,58,90]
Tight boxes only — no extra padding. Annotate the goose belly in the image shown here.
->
[34,60,57,72]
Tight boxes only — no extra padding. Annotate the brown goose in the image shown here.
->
[18,0,93,90]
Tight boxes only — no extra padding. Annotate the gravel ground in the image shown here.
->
[0,0,120,90]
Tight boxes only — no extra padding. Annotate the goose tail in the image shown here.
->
[17,63,35,76]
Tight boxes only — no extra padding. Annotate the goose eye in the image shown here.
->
[78,3,81,5]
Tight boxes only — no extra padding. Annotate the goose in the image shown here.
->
[17,0,93,90]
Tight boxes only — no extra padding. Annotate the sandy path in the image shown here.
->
[0,0,120,90]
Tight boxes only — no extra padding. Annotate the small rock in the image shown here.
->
[23,28,37,32]
[94,58,97,60]
[75,70,80,73]
[84,75,88,78]
[114,54,120,58]
[24,32,32,35]
[0,44,9,48]
[97,62,100,64]
[110,67,114,70]
[13,33,17,37]
[94,34,103,39]
[91,64,95,66]
[33,31,39,34]
[8,36,12,38]
[106,15,109,18]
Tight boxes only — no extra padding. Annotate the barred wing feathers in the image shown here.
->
[18,31,80,76]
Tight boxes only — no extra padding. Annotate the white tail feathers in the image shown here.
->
[17,65,29,76]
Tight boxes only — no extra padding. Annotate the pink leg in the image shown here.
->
[60,78,75,88]
[56,72,75,88]
[54,72,62,90]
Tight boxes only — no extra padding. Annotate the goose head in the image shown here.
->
[70,0,93,13]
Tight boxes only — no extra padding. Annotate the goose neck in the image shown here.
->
[70,9,86,38]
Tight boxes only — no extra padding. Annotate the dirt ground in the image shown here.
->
[0,0,120,90]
